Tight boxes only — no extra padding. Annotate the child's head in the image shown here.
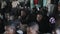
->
[5,25,16,34]
[27,22,39,34]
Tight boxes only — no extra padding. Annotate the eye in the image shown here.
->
[36,31,39,34]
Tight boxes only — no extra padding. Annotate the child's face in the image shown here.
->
[36,14,43,22]
[5,26,15,34]
[27,26,38,34]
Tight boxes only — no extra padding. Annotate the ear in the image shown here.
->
[27,27,31,34]
[30,27,35,33]
[27,27,34,34]
[27,27,33,32]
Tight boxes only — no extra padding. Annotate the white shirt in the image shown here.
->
[1,1,7,9]
[12,1,19,8]
[47,4,55,16]
[17,30,23,34]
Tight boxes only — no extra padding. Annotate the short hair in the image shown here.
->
[21,8,30,15]
[27,22,39,31]
[28,22,36,27]
[36,11,43,16]
[27,22,38,27]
